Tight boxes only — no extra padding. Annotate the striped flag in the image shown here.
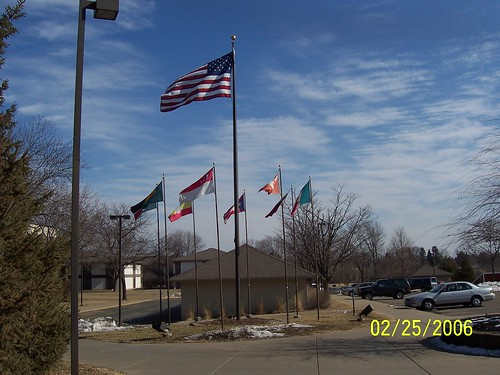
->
[223,194,245,224]
[168,202,193,222]
[160,53,232,112]
[179,168,215,203]
[291,180,311,216]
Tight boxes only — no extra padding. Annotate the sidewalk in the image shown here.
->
[71,295,499,375]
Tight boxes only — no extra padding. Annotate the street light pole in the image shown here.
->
[110,214,130,327]
[71,1,118,374]
[432,246,437,278]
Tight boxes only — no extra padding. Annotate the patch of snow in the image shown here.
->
[79,317,132,332]
[478,281,500,292]
[185,323,313,341]
[430,337,500,358]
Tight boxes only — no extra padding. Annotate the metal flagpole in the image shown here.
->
[192,202,200,320]
[162,175,171,325]
[278,166,290,324]
[156,202,163,323]
[243,191,251,316]
[309,178,320,320]
[231,35,241,320]
[212,164,225,329]
[291,185,300,317]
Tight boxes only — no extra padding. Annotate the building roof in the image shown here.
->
[171,248,220,263]
[170,245,314,282]
[410,264,453,278]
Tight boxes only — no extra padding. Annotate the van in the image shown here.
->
[408,277,438,292]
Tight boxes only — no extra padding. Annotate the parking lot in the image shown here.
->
[338,291,500,317]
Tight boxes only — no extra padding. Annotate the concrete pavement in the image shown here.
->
[70,295,499,374]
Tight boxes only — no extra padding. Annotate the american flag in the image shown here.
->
[160,53,232,112]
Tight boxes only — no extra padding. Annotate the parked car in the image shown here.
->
[408,277,438,292]
[341,283,358,296]
[328,286,341,295]
[404,281,496,311]
[353,282,374,296]
[358,278,411,300]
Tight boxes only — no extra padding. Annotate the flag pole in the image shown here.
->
[212,164,225,329]
[156,202,163,323]
[243,191,251,316]
[192,201,200,321]
[162,175,171,325]
[309,177,320,320]
[231,35,241,320]
[291,185,300,318]
[278,166,290,324]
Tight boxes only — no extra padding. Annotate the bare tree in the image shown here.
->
[460,218,500,275]
[450,133,500,275]
[287,184,373,288]
[13,116,72,198]
[459,133,500,224]
[165,229,205,259]
[387,227,418,277]
[255,234,284,258]
[355,221,385,280]
[93,203,156,300]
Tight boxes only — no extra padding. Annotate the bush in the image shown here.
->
[307,290,331,310]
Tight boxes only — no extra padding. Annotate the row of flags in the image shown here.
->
[131,49,309,324]
[129,168,312,223]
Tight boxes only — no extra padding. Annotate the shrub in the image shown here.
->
[307,290,331,310]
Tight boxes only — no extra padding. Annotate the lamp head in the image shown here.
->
[93,0,119,21]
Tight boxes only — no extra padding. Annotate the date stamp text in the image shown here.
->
[370,319,473,337]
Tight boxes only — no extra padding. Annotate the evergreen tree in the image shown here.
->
[0,1,70,373]
[454,252,476,282]
[418,247,426,264]
[426,249,433,265]
[439,255,458,275]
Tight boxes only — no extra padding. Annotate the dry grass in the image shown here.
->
[48,361,126,375]
[79,296,384,344]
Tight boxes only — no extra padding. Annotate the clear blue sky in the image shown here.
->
[4,0,500,253]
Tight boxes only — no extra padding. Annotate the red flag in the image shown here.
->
[265,193,288,218]
[179,168,215,203]
[259,173,280,195]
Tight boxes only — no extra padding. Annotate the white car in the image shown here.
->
[404,281,495,312]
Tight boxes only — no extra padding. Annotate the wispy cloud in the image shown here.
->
[7,0,500,252]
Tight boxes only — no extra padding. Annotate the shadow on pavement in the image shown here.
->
[123,304,181,325]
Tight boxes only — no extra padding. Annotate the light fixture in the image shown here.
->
[93,0,119,21]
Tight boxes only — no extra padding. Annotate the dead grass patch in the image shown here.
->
[48,361,126,375]
[80,297,384,344]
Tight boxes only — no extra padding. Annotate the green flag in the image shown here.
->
[291,180,311,216]
[130,181,163,220]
